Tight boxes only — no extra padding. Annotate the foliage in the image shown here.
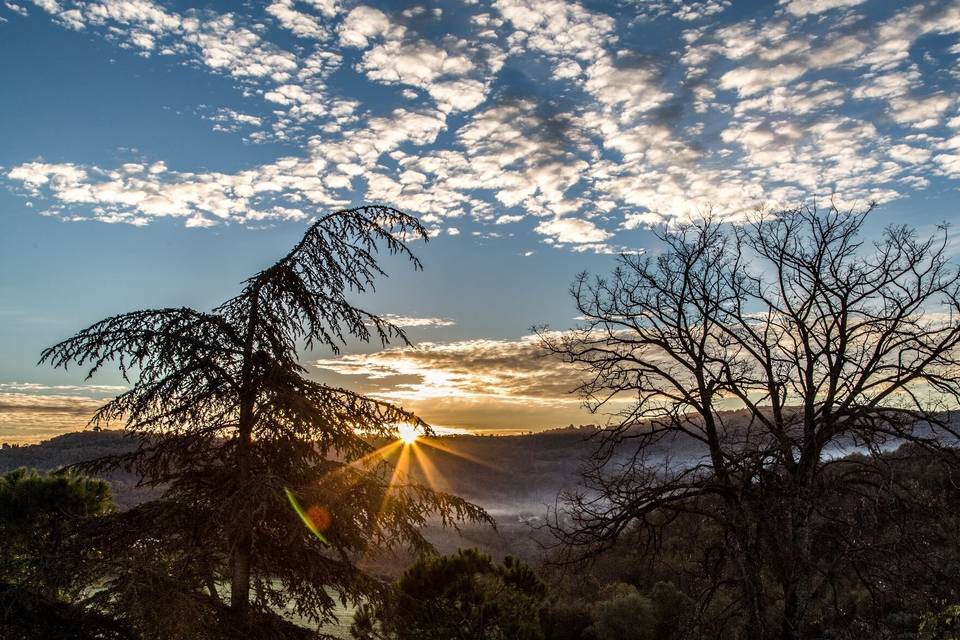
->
[352,549,547,640]
[40,206,491,637]
[540,597,593,640]
[0,580,136,640]
[921,604,960,640]
[0,468,120,639]
[0,468,113,598]
[542,443,960,640]
[586,583,656,640]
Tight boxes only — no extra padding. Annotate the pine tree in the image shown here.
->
[41,206,490,637]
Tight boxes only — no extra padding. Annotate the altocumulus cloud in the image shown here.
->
[4,0,960,251]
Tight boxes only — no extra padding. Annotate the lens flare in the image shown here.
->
[396,422,419,445]
[284,487,329,544]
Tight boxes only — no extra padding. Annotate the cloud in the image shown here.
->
[780,0,865,17]
[381,315,457,328]
[27,0,339,132]
[719,63,808,97]
[339,4,503,114]
[535,217,611,244]
[338,5,393,48]
[315,334,580,403]
[0,393,108,444]
[266,0,334,40]
[5,2,28,16]
[312,334,629,430]
[672,1,730,21]
[8,0,960,254]
[888,93,954,128]
[207,108,264,134]
[0,382,127,395]
[7,107,447,226]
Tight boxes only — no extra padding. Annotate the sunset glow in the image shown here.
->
[396,423,419,445]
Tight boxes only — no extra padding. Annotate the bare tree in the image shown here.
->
[541,205,960,640]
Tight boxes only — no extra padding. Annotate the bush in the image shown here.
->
[587,583,656,640]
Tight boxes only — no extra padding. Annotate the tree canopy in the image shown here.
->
[40,206,490,637]
[352,549,547,640]
[542,205,960,640]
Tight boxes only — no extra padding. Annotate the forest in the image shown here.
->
[2,205,960,640]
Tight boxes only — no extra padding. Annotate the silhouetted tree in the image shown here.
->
[0,468,113,599]
[352,548,546,640]
[0,468,123,639]
[541,205,960,640]
[41,206,490,637]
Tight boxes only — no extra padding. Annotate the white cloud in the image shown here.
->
[9,0,960,254]
[337,5,394,48]
[5,2,28,16]
[7,107,447,226]
[888,93,954,128]
[534,217,611,244]
[780,0,865,17]
[381,315,457,328]
[314,334,580,403]
[340,5,502,114]
[266,0,333,40]
[719,63,808,97]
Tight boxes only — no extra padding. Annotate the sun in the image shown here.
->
[396,423,419,445]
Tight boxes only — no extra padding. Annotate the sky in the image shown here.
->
[2,0,960,443]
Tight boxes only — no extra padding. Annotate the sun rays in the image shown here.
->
[368,429,505,534]
[288,425,501,546]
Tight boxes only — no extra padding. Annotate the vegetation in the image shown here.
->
[0,468,128,639]
[3,204,960,640]
[541,205,960,639]
[0,468,113,598]
[28,206,490,638]
[352,549,546,640]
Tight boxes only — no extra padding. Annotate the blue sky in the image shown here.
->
[2,0,960,441]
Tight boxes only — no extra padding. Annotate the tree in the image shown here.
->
[587,583,656,640]
[41,206,490,637]
[0,469,125,640]
[541,205,960,640]
[0,468,113,599]
[352,548,547,640]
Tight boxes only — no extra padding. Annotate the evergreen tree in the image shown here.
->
[0,468,113,599]
[41,206,490,637]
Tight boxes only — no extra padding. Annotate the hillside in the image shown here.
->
[0,426,706,516]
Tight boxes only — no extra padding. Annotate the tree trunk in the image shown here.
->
[781,495,813,640]
[730,508,767,640]
[231,400,254,616]
[230,531,251,615]
[740,555,767,640]
[230,425,253,617]
[231,292,259,617]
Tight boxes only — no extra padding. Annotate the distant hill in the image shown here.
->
[0,430,159,510]
[0,427,615,564]
[0,426,706,516]
[3,419,951,568]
